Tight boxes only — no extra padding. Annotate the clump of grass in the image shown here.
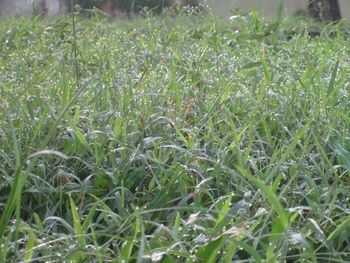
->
[0,11,350,262]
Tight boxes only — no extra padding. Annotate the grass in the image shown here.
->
[0,9,350,262]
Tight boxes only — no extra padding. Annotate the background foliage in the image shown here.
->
[68,0,199,13]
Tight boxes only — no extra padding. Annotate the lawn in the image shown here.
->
[0,9,350,262]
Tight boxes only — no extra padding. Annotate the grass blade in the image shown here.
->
[196,236,225,263]
[23,228,36,262]
[238,167,289,230]
[69,195,86,249]
[327,216,350,241]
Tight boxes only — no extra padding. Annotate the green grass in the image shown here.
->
[1,10,350,262]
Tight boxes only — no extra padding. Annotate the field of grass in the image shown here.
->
[0,9,350,262]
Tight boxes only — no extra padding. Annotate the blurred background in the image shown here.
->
[208,0,350,19]
[0,0,349,19]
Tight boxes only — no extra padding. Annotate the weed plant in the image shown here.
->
[0,10,350,262]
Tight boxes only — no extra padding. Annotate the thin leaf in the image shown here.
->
[23,228,36,262]
[69,195,86,249]
[238,167,289,230]
[327,59,339,96]
[70,124,89,148]
[242,61,262,69]
[327,216,350,241]
[28,150,69,160]
[330,138,350,173]
[82,204,97,231]
[196,237,225,263]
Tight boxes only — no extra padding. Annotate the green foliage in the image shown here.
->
[0,12,350,262]
[71,0,179,13]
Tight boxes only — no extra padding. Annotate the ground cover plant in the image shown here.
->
[0,9,350,262]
